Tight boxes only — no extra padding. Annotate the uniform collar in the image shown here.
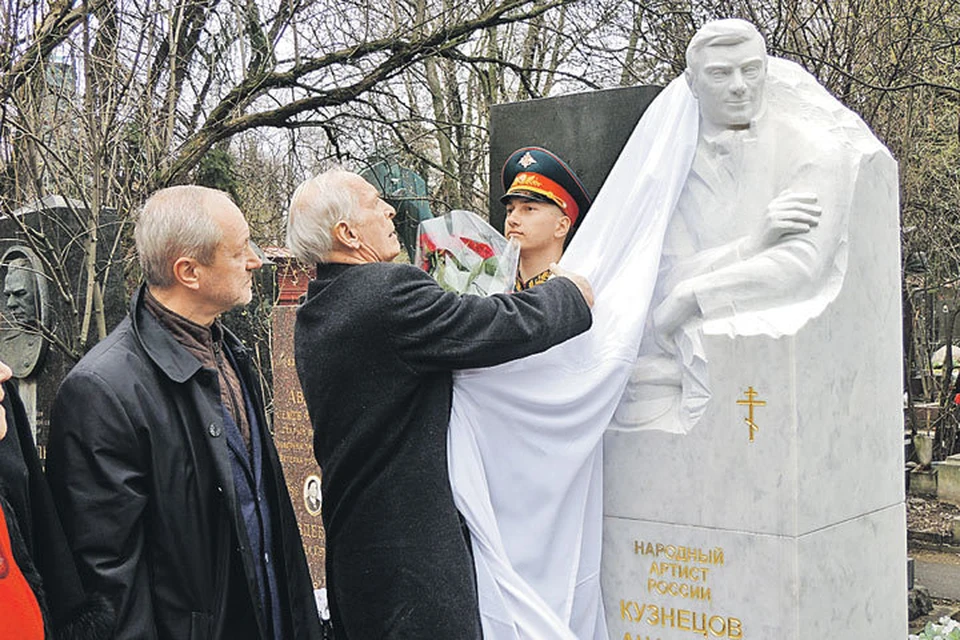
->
[514,268,552,291]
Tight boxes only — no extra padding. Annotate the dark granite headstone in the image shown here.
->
[269,255,326,589]
[0,196,127,453]
[488,85,662,231]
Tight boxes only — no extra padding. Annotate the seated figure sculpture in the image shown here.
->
[614,18,862,434]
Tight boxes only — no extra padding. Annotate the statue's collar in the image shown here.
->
[699,101,766,147]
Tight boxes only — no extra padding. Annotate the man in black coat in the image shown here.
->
[286,169,595,639]
[47,186,323,640]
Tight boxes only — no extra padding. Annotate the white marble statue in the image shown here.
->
[613,18,874,435]
[447,18,891,640]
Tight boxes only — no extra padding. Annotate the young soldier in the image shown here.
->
[500,146,593,290]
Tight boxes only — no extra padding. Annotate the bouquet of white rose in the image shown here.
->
[415,210,520,296]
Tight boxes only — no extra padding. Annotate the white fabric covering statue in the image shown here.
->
[448,18,887,639]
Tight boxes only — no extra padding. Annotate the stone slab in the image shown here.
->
[271,305,326,588]
[910,469,938,498]
[913,552,960,601]
[934,458,960,506]
[602,503,906,639]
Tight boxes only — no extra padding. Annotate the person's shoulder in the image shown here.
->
[63,316,143,387]
[300,263,437,326]
[346,263,437,296]
[360,261,429,281]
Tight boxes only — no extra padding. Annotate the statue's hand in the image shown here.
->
[653,280,698,349]
[742,190,821,257]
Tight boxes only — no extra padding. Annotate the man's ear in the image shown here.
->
[555,214,572,239]
[332,220,361,250]
[172,257,201,291]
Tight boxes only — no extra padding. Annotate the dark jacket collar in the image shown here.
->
[128,284,247,384]
[313,262,355,280]
[306,262,358,298]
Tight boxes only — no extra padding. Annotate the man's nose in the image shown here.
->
[385,205,396,220]
[730,71,747,93]
[247,244,263,270]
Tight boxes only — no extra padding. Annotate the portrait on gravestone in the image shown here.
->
[303,474,322,517]
[0,247,49,378]
[613,19,868,436]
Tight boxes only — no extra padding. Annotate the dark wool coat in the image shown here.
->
[295,262,592,639]
[0,381,115,640]
[47,286,322,640]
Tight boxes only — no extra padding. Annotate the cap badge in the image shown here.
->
[518,151,537,168]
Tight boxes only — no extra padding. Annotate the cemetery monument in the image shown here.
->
[467,17,905,640]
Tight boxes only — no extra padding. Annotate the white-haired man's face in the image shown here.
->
[688,37,767,130]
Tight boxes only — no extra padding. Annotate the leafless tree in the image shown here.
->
[3,0,959,458]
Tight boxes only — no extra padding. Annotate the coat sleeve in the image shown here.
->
[46,369,156,640]
[381,264,592,373]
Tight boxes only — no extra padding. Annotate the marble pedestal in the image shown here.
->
[602,153,906,638]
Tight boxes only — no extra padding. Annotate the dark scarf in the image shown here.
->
[143,289,251,449]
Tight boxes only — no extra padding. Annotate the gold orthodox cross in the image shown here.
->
[736,386,766,442]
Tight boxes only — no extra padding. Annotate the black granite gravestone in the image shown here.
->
[488,85,662,231]
[0,196,127,454]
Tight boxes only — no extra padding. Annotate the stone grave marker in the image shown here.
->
[0,195,126,453]
[268,250,327,589]
[489,23,906,638]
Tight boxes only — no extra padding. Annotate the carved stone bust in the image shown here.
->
[0,247,49,378]
[613,19,876,434]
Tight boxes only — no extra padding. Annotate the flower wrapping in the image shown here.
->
[415,210,520,296]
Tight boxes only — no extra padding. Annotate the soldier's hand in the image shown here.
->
[742,190,821,257]
[549,263,594,308]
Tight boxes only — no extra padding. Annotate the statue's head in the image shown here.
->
[685,19,767,131]
[3,258,38,326]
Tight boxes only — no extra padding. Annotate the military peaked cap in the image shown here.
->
[500,147,592,229]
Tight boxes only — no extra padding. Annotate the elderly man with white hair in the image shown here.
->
[286,169,594,639]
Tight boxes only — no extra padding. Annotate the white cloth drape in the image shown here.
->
[447,77,699,639]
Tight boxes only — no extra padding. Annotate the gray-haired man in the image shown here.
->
[48,186,323,640]
[286,169,594,638]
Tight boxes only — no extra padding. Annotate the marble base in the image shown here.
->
[602,504,906,639]
[910,469,938,498]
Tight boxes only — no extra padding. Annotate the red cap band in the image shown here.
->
[505,172,580,225]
